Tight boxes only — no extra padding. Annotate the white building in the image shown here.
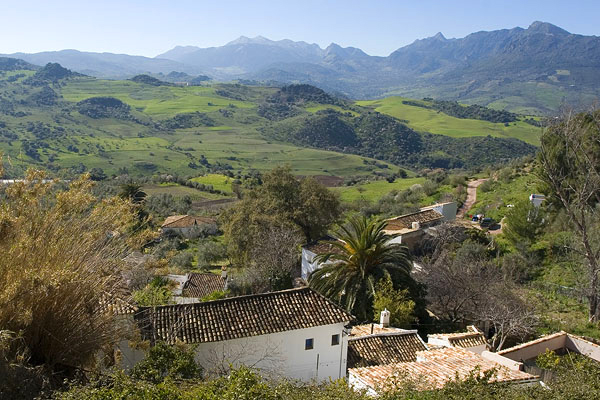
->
[161,215,217,238]
[120,287,353,381]
[301,236,343,281]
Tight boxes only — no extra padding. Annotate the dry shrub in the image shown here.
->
[0,170,150,374]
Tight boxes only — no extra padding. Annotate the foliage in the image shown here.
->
[309,216,421,322]
[0,171,148,398]
[372,276,416,328]
[414,98,519,123]
[132,277,172,306]
[503,199,546,251]
[77,96,132,119]
[129,341,201,383]
[222,166,341,269]
[537,109,600,321]
[197,240,227,270]
[200,290,229,302]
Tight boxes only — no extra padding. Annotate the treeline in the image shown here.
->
[405,98,519,123]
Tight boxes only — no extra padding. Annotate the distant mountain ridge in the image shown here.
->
[3,22,600,113]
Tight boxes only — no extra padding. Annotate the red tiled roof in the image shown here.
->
[134,287,353,344]
[349,347,538,392]
[348,331,428,368]
[182,273,226,298]
[384,209,443,232]
[350,324,409,337]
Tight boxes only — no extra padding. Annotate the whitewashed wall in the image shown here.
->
[119,322,349,382]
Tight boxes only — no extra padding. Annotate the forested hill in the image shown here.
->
[0,61,538,178]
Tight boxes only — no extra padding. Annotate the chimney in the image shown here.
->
[412,222,420,230]
[380,308,390,327]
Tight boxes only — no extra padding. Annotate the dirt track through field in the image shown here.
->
[457,178,489,218]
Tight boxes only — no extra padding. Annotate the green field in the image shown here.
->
[357,97,541,145]
[334,177,426,203]
[191,174,235,194]
[142,183,227,200]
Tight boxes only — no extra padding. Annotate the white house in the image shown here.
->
[121,287,353,381]
[301,236,343,281]
[419,202,457,222]
[384,208,446,250]
[529,194,546,208]
[161,215,217,238]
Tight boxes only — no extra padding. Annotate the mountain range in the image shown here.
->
[3,21,600,113]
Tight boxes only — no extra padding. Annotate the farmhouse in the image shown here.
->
[160,215,217,238]
[384,208,445,250]
[121,287,353,381]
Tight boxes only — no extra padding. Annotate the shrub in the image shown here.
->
[130,341,201,383]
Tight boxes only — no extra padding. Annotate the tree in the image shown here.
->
[0,170,148,393]
[119,183,147,204]
[503,199,546,251]
[308,216,418,322]
[372,276,415,328]
[538,108,600,321]
[222,165,340,269]
[130,341,201,383]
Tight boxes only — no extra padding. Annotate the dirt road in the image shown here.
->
[457,178,488,218]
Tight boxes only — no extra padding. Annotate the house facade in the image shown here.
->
[120,287,353,381]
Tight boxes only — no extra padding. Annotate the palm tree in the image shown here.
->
[308,215,413,322]
[119,183,147,204]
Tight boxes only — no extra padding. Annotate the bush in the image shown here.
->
[170,251,194,270]
[130,341,201,383]
[197,240,227,270]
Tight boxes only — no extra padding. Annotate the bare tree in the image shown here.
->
[538,108,600,321]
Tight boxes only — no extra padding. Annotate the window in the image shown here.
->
[331,334,340,346]
[305,338,314,350]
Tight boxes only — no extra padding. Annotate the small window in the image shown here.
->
[331,334,340,346]
[305,338,314,350]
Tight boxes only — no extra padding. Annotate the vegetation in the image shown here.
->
[309,216,422,322]
[0,169,149,397]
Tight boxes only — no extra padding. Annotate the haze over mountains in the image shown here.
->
[4,21,600,113]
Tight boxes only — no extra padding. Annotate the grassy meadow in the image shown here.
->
[357,96,541,145]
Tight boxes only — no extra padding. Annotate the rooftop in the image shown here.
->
[349,347,538,392]
[161,215,216,229]
[428,326,489,349]
[181,272,226,298]
[302,236,345,255]
[350,324,411,337]
[134,287,353,344]
[384,209,443,232]
[348,330,428,368]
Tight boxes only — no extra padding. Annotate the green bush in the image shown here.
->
[130,342,201,383]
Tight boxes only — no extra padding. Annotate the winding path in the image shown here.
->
[457,178,488,218]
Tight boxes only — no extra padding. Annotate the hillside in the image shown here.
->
[0,61,538,178]
[5,22,598,113]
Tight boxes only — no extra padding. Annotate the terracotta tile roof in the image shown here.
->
[349,347,538,392]
[161,215,216,229]
[429,327,489,349]
[350,324,410,337]
[348,331,428,368]
[384,209,443,232]
[182,273,226,298]
[302,236,345,255]
[134,287,353,344]
[99,292,138,315]
[497,331,567,355]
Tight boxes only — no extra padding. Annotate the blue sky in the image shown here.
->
[2,0,599,57]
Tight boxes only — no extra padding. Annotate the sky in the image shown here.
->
[2,0,599,57]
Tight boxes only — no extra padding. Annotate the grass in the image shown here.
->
[142,184,226,200]
[191,174,235,194]
[357,96,541,146]
[334,177,426,203]
[469,173,541,220]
